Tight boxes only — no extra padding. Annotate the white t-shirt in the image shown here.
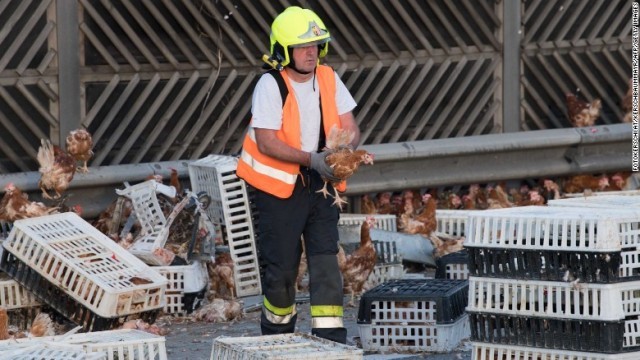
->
[251,70,357,152]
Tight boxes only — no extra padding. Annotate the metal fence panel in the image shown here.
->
[0,0,632,175]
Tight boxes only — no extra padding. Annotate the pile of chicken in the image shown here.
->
[317,125,374,209]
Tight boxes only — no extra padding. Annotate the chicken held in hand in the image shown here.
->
[341,216,377,307]
[317,126,374,208]
[38,139,76,200]
[66,128,94,173]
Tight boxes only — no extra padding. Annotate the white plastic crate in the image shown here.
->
[466,276,640,321]
[471,342,640,360]
[210,333,363,359]
[115,180,171,265]
[359,313,470,353]
[549,195,640,209]
[465,206,640,251]
[0,343,107,360]
[0,329,167,360]
[189,155,261,297]
[1,212,167,319]
[338,214,397,232]
[0,277,40,309]
[435,209,480,237]
[364,263,405,289]
[156,261,208,315]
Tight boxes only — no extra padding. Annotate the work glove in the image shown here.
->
[309,150,341,182]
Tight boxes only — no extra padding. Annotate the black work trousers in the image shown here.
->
[254,167,346,343]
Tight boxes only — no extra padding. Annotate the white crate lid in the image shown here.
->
[549,195,640,208]
[0,342,106,360]
[471,342,640,360]
[465,206,640,251]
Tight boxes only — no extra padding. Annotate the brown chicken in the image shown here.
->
[430,233,466,259]
[566,92,601,127]
[543,179,562,200]
[1,183,58,222]
[414,193,437,235]
[341,216,377,306]
[360,194,377,214]
[487,184,513,209]
[317,126,374,208]
[192,298,243,323]
[0,309,56,339]
[609,172,631,191]
[168,167,182,200]
[28,312,56,337]
[563,174,609,194]
[374,192,393,214]
[66,128,94,173]
[208,252,235,300]
[38,139,76,199]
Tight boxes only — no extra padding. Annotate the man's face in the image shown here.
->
[290,45,318,74]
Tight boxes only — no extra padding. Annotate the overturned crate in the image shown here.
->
[210,333,363,359]
[357,278,469,353]
[189,155,261,297]
[338,214,398,232]
[0,213,168,331]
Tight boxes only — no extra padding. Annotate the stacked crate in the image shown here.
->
[357,278,470,352]
[466,206,640,359]
[189,155,261,297]
[0,212,167,331]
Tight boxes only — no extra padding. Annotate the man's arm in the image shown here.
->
[339,111,360,148]
[254,128,312,166]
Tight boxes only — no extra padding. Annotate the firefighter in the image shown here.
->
[236,6,359,344]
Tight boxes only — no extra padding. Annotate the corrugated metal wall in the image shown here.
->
[0,0,632,173]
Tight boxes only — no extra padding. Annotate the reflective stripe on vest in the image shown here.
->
[240,128,298,185]
[236,65,343,198]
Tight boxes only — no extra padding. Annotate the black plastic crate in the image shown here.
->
[0,251,159,332]
[435,250,469,279]
[357,279,468,325]
[467,247,624,283]
[468,311,628,353]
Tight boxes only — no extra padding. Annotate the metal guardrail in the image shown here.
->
[0,124,632,217]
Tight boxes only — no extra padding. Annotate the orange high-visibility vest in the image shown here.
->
[237,65,346,199]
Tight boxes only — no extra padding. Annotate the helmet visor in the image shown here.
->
[289,37,331,48]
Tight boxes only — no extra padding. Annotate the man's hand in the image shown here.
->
[309,150,340,182]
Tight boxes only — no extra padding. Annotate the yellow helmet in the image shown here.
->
[269,6,331,67]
